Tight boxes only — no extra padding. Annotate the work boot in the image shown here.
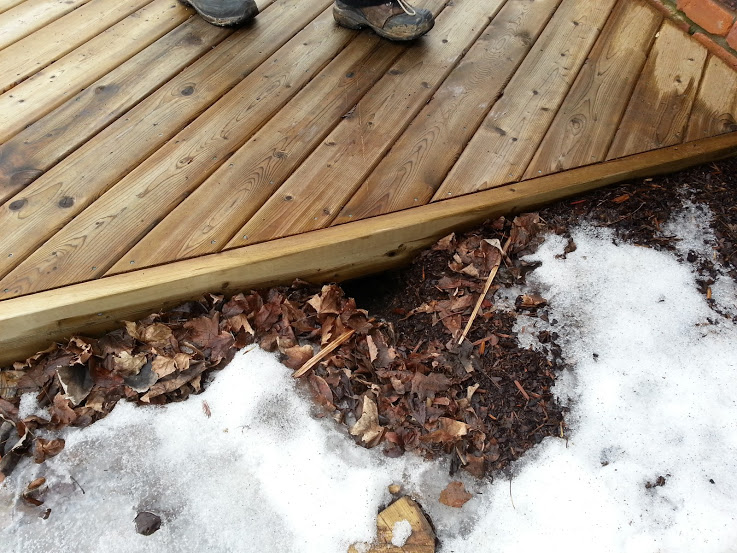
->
[179,0,258,26]
[333,0,434,41]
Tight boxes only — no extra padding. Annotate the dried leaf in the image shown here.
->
[350,396,384,447]
[151,353,191,379]
[439,481,472,508]
[49,395,77,427]
[421,418,469,444]
[110,352,148,377]
[33,438,65,463]
[283,345,314,370]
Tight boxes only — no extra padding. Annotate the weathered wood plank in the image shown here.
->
[0,0,153,94]
[108,0,450,271]
[0,0,190,146]
[0,0,325,285]
[685,54,737,141]
[432,0,618,200]
[108,46,404,271]
[333,0,562,225]
[606,19,707,160]
[0,0,91,51]
[0,6,358,296]
[0,0,26,16]
[0,17,231,204]
[1,131,735,365]
[230,0,503,246]
[523,0,661,178]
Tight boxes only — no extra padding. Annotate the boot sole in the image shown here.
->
[180,0,258,26]
[333,4,433,41]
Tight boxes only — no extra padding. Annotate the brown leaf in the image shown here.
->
[27,477,46,491]
[515,294,547,310]
[411,373,451,400]
[432,233,456,251]
[140,362,208,402]
[226,313,254,335]
[283,345,314,370]
[33,438,65,463]
[421,418,469,444]
[110,351,148,377]
[183,315,220,347]
[151,353,190,379]
[308,375,335,409]
[350,396,384,447]
[138,323,174,348]
[439,481,472,508]
[49,395,77,427]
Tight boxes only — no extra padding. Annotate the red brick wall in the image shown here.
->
[650,0,737,69]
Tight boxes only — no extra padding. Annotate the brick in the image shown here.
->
[693,31,737,71]
[728,20,737,48]
[680,0,735,35]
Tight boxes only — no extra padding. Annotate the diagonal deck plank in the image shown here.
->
[685,54,737,141]
[104,20,449,270]
[0,0,91,51]
[0,0,190,145]
[606,19,707,159]
[523,0,661,178]
[0,0,26,15]
[432,0,618,199]
[0,0,323,287]
[231,0,504,245]
[0,17,232,203]
[333,0,563,224]
[0,0,153,94]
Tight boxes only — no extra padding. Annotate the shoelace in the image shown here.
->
[395,0,417,15]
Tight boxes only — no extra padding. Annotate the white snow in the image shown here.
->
[391,519,412,547]
[2,204,736,552]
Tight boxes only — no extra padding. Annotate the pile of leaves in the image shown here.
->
[0,213,567,496]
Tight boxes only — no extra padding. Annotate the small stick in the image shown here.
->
[458,237,512,344]
[514,380,530,401]
[293,329,356,378]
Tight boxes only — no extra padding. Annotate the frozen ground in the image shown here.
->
[1,204,736,553]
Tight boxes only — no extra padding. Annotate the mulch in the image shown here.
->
[1,152,735,508]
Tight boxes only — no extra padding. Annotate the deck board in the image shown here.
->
[0,0,735,364]
[523,0,661,178]
[0,0,92,51]
[607,19,708,159]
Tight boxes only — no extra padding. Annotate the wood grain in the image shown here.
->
[606,19,708,160]
[524,0,661,178]
[230,0,503,246]
[0,0,324,284]
[0,7,356,296]
[0,0,26,16]
[0,0,153,94]
[348,496,435,553]
[0,0,91,50]
[685,54,737,142]
[432,0,619,200]
[0,0,189,145]
[0,17,231,204]
[1,130,735,365]
[108,0,451,272]
[333,0,563,225]
[108,40,406,271]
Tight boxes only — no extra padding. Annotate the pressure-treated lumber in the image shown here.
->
[432,0,619,199]
[348,496,435,553]
[109,0,450,270]
[685,54,737,141]
[0,0,328,283]
[1,131,735,365]
[0,17,231,203]
[0,0,189,145]
[107,35,407,270]
[607,19,707,159]
[0,0,153,94]
[0,0,25,16]
[524,0,661,178]
[0,0,91,51]
[334,0,562,224]
[231,0,503,245]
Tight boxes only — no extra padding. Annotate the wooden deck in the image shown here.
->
[1,0,736,363]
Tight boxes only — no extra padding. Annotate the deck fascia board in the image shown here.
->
[1,130,736,365]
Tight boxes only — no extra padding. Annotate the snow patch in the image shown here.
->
[391,519,412,546]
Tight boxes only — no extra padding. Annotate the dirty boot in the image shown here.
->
[333,0,434,41]
[179,0,258,26]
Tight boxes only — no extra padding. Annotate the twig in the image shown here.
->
[458,236,512,344]
[70,475,85,494]
[514,380,530,401]
[293,329,356,378]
